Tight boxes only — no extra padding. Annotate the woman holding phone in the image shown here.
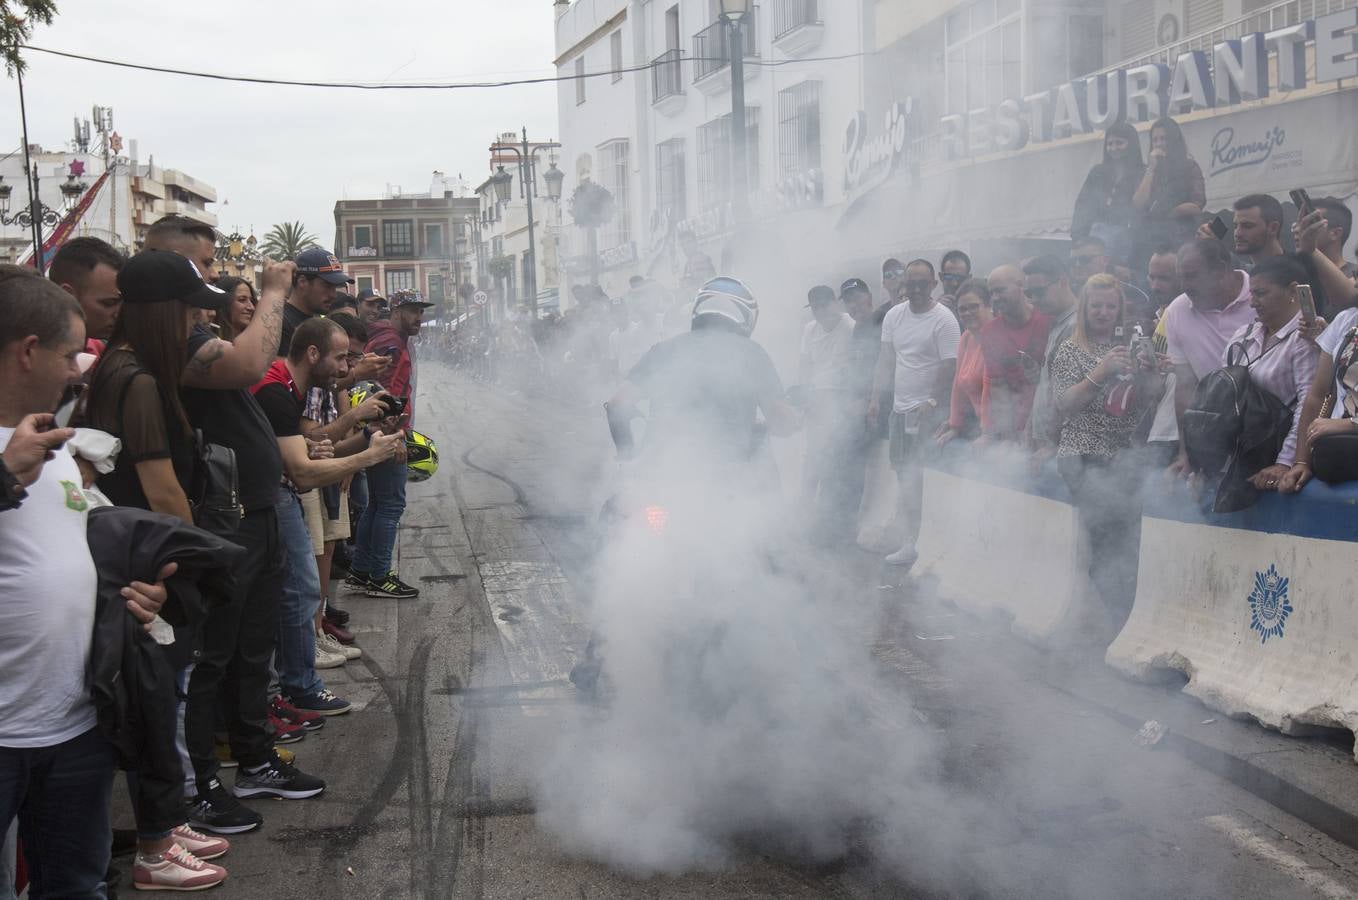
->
[1133,117,1205,248]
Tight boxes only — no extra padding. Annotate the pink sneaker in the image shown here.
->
[133,842,227,891]
[171,823,230,861]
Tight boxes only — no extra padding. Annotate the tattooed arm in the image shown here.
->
[182,260,294,389]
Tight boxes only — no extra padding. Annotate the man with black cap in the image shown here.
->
[346,290,433,600]
[279,248,353,356]
[355,289,387,325]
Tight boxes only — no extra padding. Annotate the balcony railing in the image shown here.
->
[693,9,759,84]
[651,48,685,103]
[772,0,819,41]
[1094,0,1358,76]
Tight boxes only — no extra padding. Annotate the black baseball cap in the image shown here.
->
[295,248,354,285]
[117,249,227,309]
[806,285,836,307]
[356,288,386,304]
[839,277,871,297]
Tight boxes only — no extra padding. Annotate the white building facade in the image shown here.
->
[553,0,868,307]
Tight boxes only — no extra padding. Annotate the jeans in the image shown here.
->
[352,457,407,578]
[276,487,323,698]
[348,469,368,537]
[0,728,117,899]
[0,820,16,900]
[186,506,282,786]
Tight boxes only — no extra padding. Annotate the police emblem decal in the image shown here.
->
[1248,564,1292,644]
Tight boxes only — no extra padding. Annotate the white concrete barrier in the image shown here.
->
[1107,485,1358,750]
[913,462,1095,642]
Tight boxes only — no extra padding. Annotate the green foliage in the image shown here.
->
[259,221,320,261]
[568,180,616,230]
[2,1,57,75]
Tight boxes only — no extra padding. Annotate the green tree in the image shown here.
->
[260,221,320,261]
[2,1,58,75]
[568,180,615,285]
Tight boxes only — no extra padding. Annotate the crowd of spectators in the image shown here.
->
[1,215,429,894]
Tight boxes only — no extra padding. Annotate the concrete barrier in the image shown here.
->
[1107,481,1358,750]
[913,449,1096,642]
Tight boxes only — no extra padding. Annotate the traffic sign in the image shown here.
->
[473,291,488,306]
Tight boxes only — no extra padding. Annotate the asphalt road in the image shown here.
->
[125,361,1358,900]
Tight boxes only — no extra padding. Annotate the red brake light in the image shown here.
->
[644,505,669,535]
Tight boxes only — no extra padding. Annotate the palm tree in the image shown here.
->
[259,221,320,260]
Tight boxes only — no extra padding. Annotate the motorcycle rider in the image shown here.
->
[605,275,799,467]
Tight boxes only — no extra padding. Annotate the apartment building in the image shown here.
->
[334,172,480,306]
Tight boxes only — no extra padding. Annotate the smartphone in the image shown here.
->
[1209,216,1229,240]
[1290,188,1313,216]
[1297,284,1317,326]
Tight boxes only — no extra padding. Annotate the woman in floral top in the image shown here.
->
[1050,274,1166,632]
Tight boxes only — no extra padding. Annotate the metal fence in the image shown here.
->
[772,0,819,42]
[651,48,685,103]
[693,9,760,83]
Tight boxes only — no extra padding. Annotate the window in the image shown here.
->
[597,140,632,249]
[385,269,415,294]
[696,109,760,213]
[665,5,681,50]
[656,138,687,220]
[777,81,821,179]
[428,273,445,302]
[356,275,374,294]
[424,223,445,257]
[382,220,413,257]
[611,31,624,82]
[352,225,372,249]
[575,58,586,105]
[1030,12,1105,92]
[944,0,1022,115]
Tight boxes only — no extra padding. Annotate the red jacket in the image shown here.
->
[364,321,415,423]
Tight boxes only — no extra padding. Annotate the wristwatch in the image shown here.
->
[0,457,26,512]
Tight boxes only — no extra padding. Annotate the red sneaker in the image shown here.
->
[321,617,356,645]
[270,694,324,732]
[267,713,307,744]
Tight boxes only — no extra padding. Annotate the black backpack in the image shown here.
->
[1182,325,1295,513]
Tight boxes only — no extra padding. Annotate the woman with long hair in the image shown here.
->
[214,275,257,342]
[1072,122,1146,262]
[1050,274,1165,633]
[1133,116,1206,248]
[82,250,231,890]
[936,278,995,445]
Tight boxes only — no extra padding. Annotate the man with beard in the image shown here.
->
[1232,194,1285,272]
[346,291,433,600]
[48,237,125,352]
[279,248,352,355]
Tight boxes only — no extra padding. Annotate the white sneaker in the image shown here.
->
[315,642,346,669]
[884,546,918,567]
[317,631,361,661]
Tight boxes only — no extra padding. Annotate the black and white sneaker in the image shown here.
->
[366,572,419,599]
[342,571,372,593]
[186,779,263,834]
[232,752,326,800]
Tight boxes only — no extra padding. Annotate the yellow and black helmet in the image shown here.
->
[406,429,439,483]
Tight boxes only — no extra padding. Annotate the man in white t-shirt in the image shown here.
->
[0,265,171,898]
[868,260,961,565]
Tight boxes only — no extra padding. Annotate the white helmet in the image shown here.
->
[691,276,759,337]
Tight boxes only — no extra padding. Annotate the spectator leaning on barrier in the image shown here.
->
[49,236,126,348]
[1051,274,1164,629]
[1024,255,1080,458]
[0,264,174,898]
[1164,239,1256,477]
[1144,245,1185,465]
[252,316,403,723]
[936,278,993,446]
[1218,255,1320,493]
[869,259,960,567]
[1282,286,1358,492]
[980,264,1051,442]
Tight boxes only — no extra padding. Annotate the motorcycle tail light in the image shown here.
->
[643,505,669,536]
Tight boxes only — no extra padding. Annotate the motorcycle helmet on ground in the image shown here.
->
[405,429,439,483]
[690,275,758,337]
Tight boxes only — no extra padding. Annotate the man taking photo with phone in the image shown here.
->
[345,290,433,600]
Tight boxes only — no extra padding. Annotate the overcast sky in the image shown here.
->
[7,0,559,246]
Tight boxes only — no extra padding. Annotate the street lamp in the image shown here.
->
[719,0,751,223]
[488,127,563,319]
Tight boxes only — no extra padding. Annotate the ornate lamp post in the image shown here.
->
[488,127,564,319]
[718,0,751,223]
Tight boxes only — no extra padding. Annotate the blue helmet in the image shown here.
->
[691,276,758,337]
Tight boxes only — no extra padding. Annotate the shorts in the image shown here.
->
[301,488,350,556]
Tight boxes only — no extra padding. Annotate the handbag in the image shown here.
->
[1311,431,1358,484]
[190,429,242,536]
